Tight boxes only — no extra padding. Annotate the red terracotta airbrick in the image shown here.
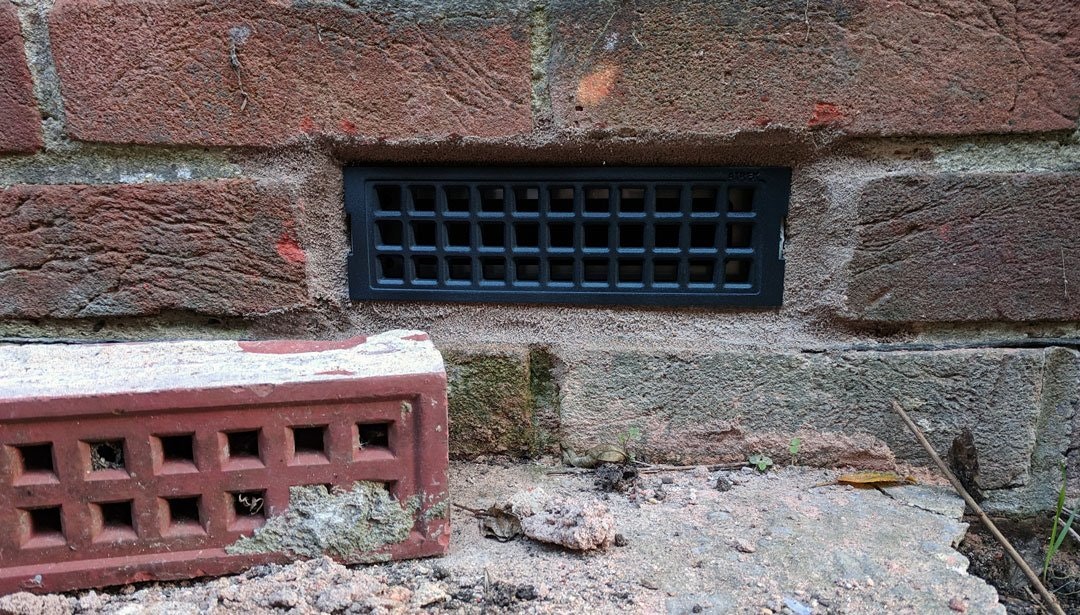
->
[0,330,449,595]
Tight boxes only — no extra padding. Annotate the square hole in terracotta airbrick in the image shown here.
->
[228,490,267,532]
[91,500,137,543]
[22,506,65,548]
[85,439,127,478]
[153,434,196,475]
[289,426,329,465]
[222,430,263,470]
[13,443,57,484]
[162,496,204,536]
[357,422,391,459]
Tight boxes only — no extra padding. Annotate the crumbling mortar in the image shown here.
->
[0,145,243,186]
[528,0,553,131]
[226,482,421,561]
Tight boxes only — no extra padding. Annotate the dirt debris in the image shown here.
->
[2,460,1014,614]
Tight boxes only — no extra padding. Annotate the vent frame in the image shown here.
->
[346,167,790,307]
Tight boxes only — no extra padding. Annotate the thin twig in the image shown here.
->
[637,462,748,474]
[891,401,1066,615]
[452,502,487,516]
[1057,516,1080,547]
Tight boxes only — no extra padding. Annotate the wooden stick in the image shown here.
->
[891,401,1065,615]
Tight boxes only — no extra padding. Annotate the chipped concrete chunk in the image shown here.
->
[520,497,616,551]
[227,482,415,560]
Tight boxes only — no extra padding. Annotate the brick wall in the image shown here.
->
[1,0,1078,514]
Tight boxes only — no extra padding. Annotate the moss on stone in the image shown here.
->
[444,346,562,459]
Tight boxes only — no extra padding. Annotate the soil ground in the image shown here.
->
[4,460,1073,614]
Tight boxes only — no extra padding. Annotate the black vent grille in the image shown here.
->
[345,167,789,307]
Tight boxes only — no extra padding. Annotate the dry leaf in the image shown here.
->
[478,504,522,542]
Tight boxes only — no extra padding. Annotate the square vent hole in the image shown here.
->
[290,426,328,464]
[358,423,391,451]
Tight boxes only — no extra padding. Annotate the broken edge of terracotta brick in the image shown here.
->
[0,330,449,594]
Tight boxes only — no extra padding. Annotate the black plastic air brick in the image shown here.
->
[345,167,790,307]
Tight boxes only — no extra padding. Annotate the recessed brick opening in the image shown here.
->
[290,425,328,464]
[228,490,267,532]
[87,439,126,473]
[93,501,136,542]
[15,443,55,480]
[26,506,64,544]
[231,491,266,518]
[358,422,390,451]
[163,496,204,535]
[225,430,259,458]
[154,433,196,474]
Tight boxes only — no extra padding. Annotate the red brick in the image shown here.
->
[0,1,41,153]
[48,0,532,147]
[0,331,449,593]
[846,172,1080,322]
[0,180,309,319]
[550,0,1079,138]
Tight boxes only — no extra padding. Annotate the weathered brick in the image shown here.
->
[846,172,1079,322]
[556,346,1079,515]
[549,0,1080,138]
[48,0,532,147]
[0,180,309,319]
[0,1,41,153]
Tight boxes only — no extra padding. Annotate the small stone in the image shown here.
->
[432,564,452,579]
[948,597,968,612]
[614,533,629,547]
[661,476,675,484]
[692,605,704,613]
[384,586,412,603]
[411,583,449,607]
[733,538,757,553]
[715,476,734,491]
[266,589,299,609]
[640,578,660,590]
[515,585,539,601]
[692,465,709,478]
